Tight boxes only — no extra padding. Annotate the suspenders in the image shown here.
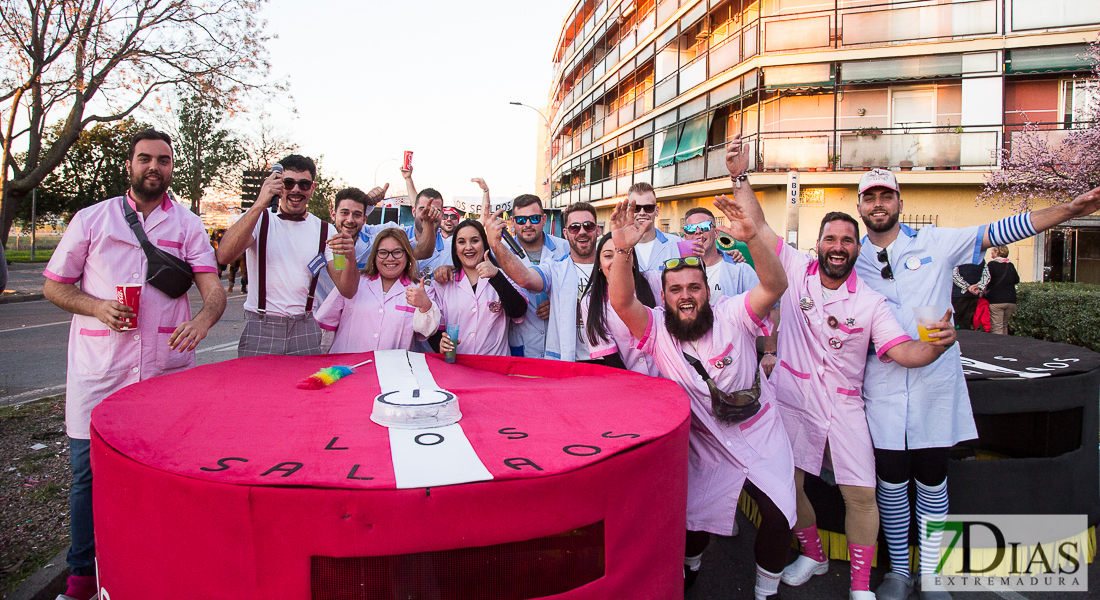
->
[257,210,329,316]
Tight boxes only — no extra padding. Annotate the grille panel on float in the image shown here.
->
[310,521,605,600]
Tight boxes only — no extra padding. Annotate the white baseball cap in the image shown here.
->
[858,168,899,195]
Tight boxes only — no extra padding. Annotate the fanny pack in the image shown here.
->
[122,198,194,299]
[683,351,761,424]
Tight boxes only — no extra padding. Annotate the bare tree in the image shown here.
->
[0,0,279,244]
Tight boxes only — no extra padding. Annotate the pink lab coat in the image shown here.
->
[431,269,523,357]
[43,194,218,439]
[636,294,797,534]
[764,240,910,487]
[314,274,438,353]
[587,298,660,377]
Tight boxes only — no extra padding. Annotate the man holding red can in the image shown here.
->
[42,129,226,600]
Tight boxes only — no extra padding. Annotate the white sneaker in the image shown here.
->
[850,590,876,600]
[780,554,829,586]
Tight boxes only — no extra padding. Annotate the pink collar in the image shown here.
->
[809,258,859,293]
[126,191,171,212]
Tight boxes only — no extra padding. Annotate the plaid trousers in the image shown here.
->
[238,310,323,357]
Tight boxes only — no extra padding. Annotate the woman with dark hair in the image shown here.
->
[437,219,527,356]
[583,233,660,375]
[314,228,439,353]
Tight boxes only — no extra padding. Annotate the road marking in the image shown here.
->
[0,320,70,334]
[196,341,238,354]
[0,384,67,407]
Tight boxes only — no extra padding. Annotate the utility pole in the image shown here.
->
[30,187,36,261]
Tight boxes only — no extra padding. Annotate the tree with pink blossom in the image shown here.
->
[979,39,1100,212]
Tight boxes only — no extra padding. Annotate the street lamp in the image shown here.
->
[509,102,554,203]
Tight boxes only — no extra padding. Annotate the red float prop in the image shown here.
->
[91,352,691,599]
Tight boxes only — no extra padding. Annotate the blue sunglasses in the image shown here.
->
[683,220,713,234]
[513,215,543,225]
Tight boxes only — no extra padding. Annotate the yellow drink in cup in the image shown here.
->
[913,305,945,342]
[333,254,346,270]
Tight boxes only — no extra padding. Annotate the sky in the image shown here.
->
[253,0,575,202]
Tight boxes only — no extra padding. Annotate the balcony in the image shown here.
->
[837,129,999,170]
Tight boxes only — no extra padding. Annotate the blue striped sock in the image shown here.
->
[916,479,950,576]
[877,477,911,578]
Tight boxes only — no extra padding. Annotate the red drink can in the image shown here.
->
[402,151,413,171]
[116,284,141,331]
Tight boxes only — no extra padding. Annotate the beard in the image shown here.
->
[664,298,714,342]
[818,250,857,280]
[861,209,899,233]
[130,171,171,200]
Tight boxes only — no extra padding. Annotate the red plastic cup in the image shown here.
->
[116,284,141,331]
[402,151,413,171]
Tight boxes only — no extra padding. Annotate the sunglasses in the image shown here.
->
[683,221,713,234]
[377,249,406,260]
[441,213,460,220]
[282,178,314,191]
[634,204,657,214]
[877,248,893,280]
[664,256,703,270]
[513,215,543,225]
[566,221,598,234]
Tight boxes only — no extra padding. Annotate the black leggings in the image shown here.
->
[685,481,791,573]
[874,447,950,487]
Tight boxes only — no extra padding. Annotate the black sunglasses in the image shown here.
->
[566,221,598,234]
[513,215,543,225]
[634,204,657,214]
[282,178,314,191]
[877,248,893,280]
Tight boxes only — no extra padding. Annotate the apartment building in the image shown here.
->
[542,0,1100,282]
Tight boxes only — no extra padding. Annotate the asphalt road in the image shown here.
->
[0,279,250,406]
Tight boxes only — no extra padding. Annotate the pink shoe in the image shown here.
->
[58,574,97,600]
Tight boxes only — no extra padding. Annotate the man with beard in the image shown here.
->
[721,176,957,598]
[217,154,358,357]
[488,201,599,362]
[440,206,461,238]
[43,129,227,600]
[506,193,569,358]
[607,189,794,599]
[853,168,1100,600]
[628,182,687,271]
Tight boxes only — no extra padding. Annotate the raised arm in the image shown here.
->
[713,196,787,320]
[218,171,283,264]
[483,196,544,292]
[885,310,957,367]
[607,198,651,340]
[981,185,1100,252]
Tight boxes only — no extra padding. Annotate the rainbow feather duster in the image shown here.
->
[297,359,372,390]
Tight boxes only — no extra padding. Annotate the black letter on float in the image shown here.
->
[498,427,529,440]
[326,436,350,450]
[415,433,444,446]
[504,457,544,471]
[601,431,640,439]
[347,464,374,480]
[260,462,304,477]
[563,445,602,456]
[200,457,248,472]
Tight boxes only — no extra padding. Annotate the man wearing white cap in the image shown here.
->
[854,168,1100,600]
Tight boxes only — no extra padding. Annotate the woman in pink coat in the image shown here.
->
[315,228,439,352]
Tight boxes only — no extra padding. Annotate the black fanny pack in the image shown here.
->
[684,351,761,424]
[122,198,194,299]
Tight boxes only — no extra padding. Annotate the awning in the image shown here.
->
[1006,45,1093,74]
[657,125,681,168]
[673,114,712,163]
[841,54,962,82]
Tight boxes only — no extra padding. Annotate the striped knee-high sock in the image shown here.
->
[877,477,911,578]
[916,479,949,577]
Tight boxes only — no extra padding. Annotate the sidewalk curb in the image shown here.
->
[7,545,69,600]
[0,294,45,305]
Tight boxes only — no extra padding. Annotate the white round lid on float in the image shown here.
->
[370,351,461,429]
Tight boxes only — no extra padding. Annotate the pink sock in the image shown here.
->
[848,543,875,591]
[65,575,98,600]
[793,524,825,562]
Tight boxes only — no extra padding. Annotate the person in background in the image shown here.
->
[314,228,439,353]
[582,233,659,375]
[507,193,570,359]
[43,129,226,600]
[436,219,527,357]
[951,251,988,331]
[440,206,461,239]
[985,245,1019,335]
[627,182,685,272]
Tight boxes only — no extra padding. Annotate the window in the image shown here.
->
[891,89,935,128]
[1063,79,1100,127]
[1012,0,1100,31]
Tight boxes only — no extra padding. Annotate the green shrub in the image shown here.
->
[1012,282,1100,352]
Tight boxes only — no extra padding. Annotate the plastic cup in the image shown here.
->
[333,254,346,270]
[913,305,945,342]
[116,284,141,331]
[444,323,460,364]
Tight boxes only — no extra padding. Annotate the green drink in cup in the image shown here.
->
[445,323,460,364]
[333,253,346,270]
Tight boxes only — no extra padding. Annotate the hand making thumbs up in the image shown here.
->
[406,277,433,312]
[475,249,499,280]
